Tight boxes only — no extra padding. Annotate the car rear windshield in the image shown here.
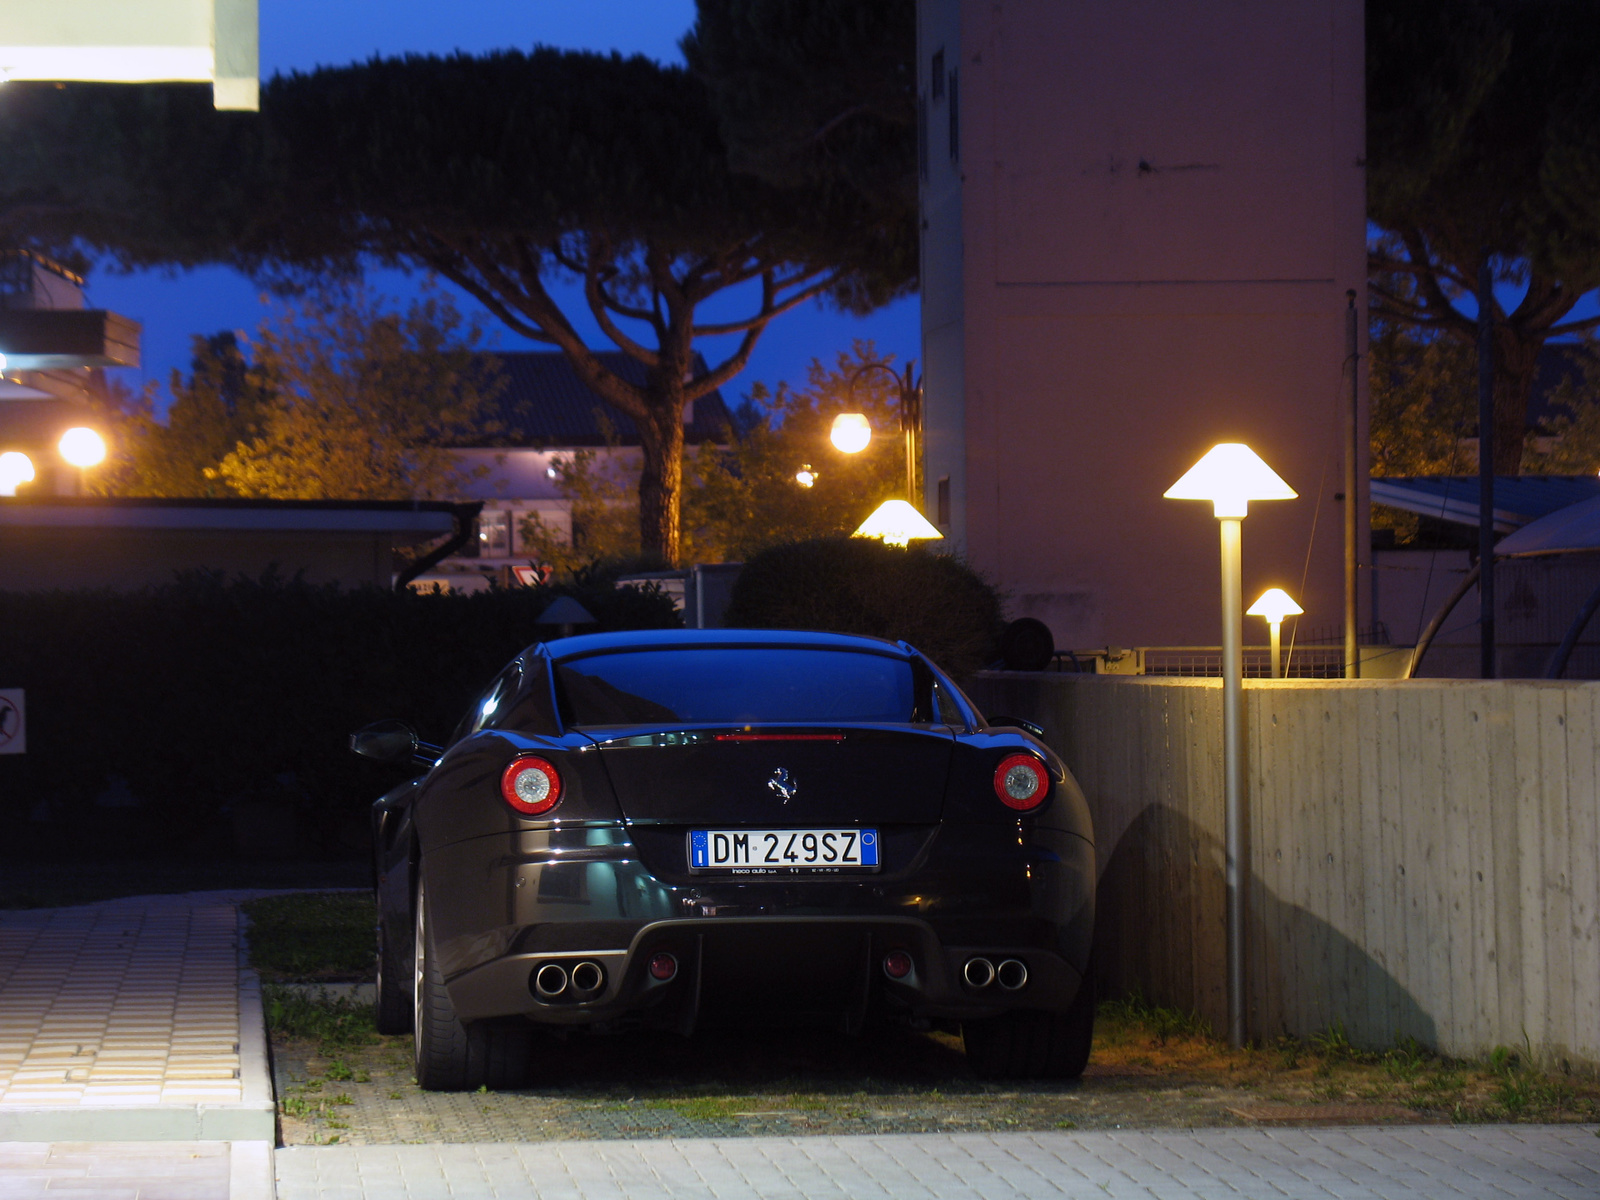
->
[555,648,915,727]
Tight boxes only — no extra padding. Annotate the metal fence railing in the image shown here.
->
[1051,646,1348,679]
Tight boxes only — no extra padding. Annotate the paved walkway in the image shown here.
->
[275,1126,1600,1199]
[0,891,282,1198]
[0,898,243,1109]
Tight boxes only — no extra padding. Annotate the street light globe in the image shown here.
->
[830,412,872,454]
[0,450,34,496]
[59,427,107,468]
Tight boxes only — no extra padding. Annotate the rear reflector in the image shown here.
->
[994,753,1048,811]
[501,756,562,816]
[883,950,913,980]
[647,952,678,981]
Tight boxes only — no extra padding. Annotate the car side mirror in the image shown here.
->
[350,719,422,764]
[987,714,1046,738]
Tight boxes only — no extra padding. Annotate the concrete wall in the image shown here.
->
[969,672,1600,1063]
[919,0,1368,648]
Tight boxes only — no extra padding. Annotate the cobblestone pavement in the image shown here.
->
[273,1027,1437,1145]
[275,1125,1600,1199]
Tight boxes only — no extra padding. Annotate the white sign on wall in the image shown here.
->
[0,688,25,755]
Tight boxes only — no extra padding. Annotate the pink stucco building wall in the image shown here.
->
[918,0,1368,649]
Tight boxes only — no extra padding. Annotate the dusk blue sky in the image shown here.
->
[86,0,919,407]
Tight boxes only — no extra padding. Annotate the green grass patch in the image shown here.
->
[243,891,375,982]
[263,984,378,1052]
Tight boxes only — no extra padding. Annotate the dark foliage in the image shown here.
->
[0,572,679,860]
[1368,0,1600,471]
[722,538,1002,682]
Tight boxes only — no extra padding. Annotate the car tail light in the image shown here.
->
[994,753,1048,811]
[501,756,562,816]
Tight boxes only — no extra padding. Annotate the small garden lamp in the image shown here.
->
[853,499,943,548]
[830,412,872,455]
[0,451,33,496]
[1247,587,1302,679]
[1164,442,1296,1049]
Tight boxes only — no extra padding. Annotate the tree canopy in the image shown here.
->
[1368,0,1600,472]
[101,284,499,501]
[520,343,916,575]
[0,37,912,562]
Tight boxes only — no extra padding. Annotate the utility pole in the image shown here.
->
[1477,258,1496,680]
[1344,290,1359,678]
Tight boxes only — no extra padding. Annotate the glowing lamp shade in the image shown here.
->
[853,499,944,548]
[1164,443,1296,518]
[59,427,107,468]
[830,412,872,454]
[1247,588,1303,624]
[0,450,34,496]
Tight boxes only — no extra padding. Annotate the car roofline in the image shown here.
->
[538,628,915,663]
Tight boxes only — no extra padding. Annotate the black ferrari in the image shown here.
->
[352,628,1096,1090]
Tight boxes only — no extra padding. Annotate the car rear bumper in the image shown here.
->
[424,823,1094,1027]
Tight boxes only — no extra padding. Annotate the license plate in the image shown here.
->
[688,828,880,873]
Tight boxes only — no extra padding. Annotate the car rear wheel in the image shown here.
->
[412,876,531,1090]
[961,969,1096,1080]
[373,911,411,1035]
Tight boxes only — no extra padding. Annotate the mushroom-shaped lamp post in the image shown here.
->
[1164,443,1296,1047]
[853,499,944,549]
[1248,588,1303,679]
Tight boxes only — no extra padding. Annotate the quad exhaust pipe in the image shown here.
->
[963,956,1028,990]
[533,960,607,1001]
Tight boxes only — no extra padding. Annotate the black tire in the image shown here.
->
[412,877,531,1090]
[962,971,1096,1080]
[373,910,412,1035]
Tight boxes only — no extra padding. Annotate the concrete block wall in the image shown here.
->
[968,672,1600,1063]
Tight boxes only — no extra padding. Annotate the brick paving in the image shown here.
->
[274,1125,1600,1199]
[0,892,284,1198]
[0,898,243,1108]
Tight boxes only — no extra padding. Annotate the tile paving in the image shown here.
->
[274,1125,1600,1199]
[0,899,243,1108]
[0,891,283,1198]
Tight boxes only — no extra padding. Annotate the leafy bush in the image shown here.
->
[0,571,679,860]
[721,538,1003,681]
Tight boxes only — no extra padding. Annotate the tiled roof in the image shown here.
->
[450,350,734,448]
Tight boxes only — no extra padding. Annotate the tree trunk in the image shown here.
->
[1491,328,1544,475]
[636,378,687,567]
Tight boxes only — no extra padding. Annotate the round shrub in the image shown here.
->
[722,537,1003,680]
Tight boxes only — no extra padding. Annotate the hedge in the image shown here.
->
[0,572,679,860]
[721,538,1003,681]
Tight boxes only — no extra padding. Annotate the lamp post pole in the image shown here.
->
[847,361,923,508]
[1218,516,1247,1047]
[1166,443,1297,1050]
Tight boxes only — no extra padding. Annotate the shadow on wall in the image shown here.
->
[1094,801,1437,1049]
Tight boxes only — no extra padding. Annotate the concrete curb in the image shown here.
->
[273,982,376,1004]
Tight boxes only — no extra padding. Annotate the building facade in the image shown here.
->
[918,0,1368,648]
